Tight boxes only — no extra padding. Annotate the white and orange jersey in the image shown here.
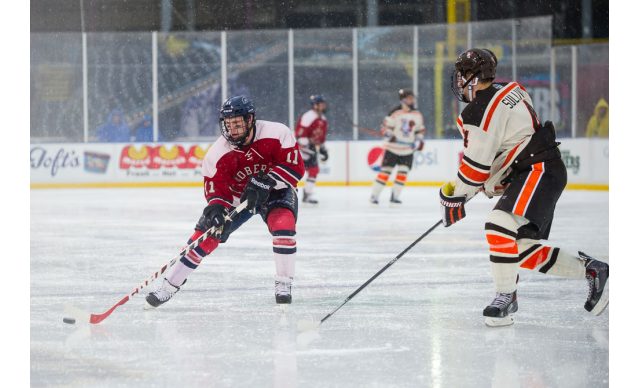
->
[382,106,425,156]
[201,120,305,208]
[454,82,541,198]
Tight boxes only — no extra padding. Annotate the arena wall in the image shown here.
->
[30,139,608,190]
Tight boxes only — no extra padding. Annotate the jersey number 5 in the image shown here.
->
[286,150,299,164]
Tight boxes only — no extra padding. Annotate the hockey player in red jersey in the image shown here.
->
[440,48,609,326]
[145,95,305,308]
[295,94,329,204]
[370,89,425,205]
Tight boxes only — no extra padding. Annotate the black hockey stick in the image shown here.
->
[298,219,444,331]
[63,200,248,325]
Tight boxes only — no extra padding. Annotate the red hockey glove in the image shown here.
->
[439,182,466,227]
[241,173,277,214]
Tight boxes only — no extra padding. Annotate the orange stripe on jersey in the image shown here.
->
[520,246,551,269]
[482,83,518,132]
[486,234,518,254]
[513,162,544,216]
[456,117,463,128]
[460,160,490,183]
[500,141,524,169]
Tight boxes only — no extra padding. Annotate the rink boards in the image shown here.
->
[30,139,608,190]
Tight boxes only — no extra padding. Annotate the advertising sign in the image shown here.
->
[31,139,608,189]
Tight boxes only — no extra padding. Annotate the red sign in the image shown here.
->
[119,144,210,170]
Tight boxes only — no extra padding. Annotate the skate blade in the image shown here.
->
[590,278,609,316]
[143,300,158,310]
[484,315,515,327]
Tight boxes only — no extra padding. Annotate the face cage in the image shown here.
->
[220,114,253,147]
[450,69,479,103]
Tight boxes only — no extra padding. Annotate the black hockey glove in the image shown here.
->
[195,203,229,234]
[300,145,317,161]
[240,173,277,214]
[319,145,329,162]
[439,182,466,227]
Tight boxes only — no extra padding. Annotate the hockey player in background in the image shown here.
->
[370,89,426,205]
[440,48,609,326]
[295,94,329,204]
[146,96,305,308]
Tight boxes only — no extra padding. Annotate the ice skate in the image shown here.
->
[580,251,609,315]
[145,278,183,309]
[275,277,292,304]
[390,194,402,205]
[302,191,318,205]
[369,195,379,205]
[483,291,518,327]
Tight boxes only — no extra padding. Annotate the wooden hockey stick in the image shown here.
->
[63,201,248,325]
[297,219,443,332]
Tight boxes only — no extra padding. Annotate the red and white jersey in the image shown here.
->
[201,120,305,208]
[454,82,540,198]
[382,106,425,156]
[295,109,328,146]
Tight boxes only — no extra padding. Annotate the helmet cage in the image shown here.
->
[219,96,256,147]
[451,68,480,103]
[220,114,254,147]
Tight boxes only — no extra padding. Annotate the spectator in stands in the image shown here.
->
[585,98,608,138]
[133,114,154,142]
[96,109,131,142]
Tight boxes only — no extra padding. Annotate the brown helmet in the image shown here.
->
[455,48,497,81]
[451,48,498,102]
[398,88,414,100]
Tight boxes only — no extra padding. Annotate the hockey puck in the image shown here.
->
[63,317,76,325]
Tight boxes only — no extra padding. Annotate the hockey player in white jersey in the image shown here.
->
[439,48,609,326]
[370,89,426,205]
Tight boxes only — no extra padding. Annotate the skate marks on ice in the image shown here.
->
[31,187,609,387]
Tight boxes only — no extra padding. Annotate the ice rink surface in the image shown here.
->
[31,186,608,387]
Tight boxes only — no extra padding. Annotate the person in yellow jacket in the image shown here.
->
[585,98,608,138]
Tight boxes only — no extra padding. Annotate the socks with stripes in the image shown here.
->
[372,167,392,198]
[167,229,219,287]
[273,231,296,278]
[391,166,409,199]
[485,210,587,293]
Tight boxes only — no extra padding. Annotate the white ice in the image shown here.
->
[31,186,608,387]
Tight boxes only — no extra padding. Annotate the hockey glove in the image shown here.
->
[319,145,329,161]
[241,173,277,214]
[196,203,229,235]
[300,146,316,161]
[439,181,466,227]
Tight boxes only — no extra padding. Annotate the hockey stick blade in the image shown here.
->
[301,220,443,330]
[69,201,248,324]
